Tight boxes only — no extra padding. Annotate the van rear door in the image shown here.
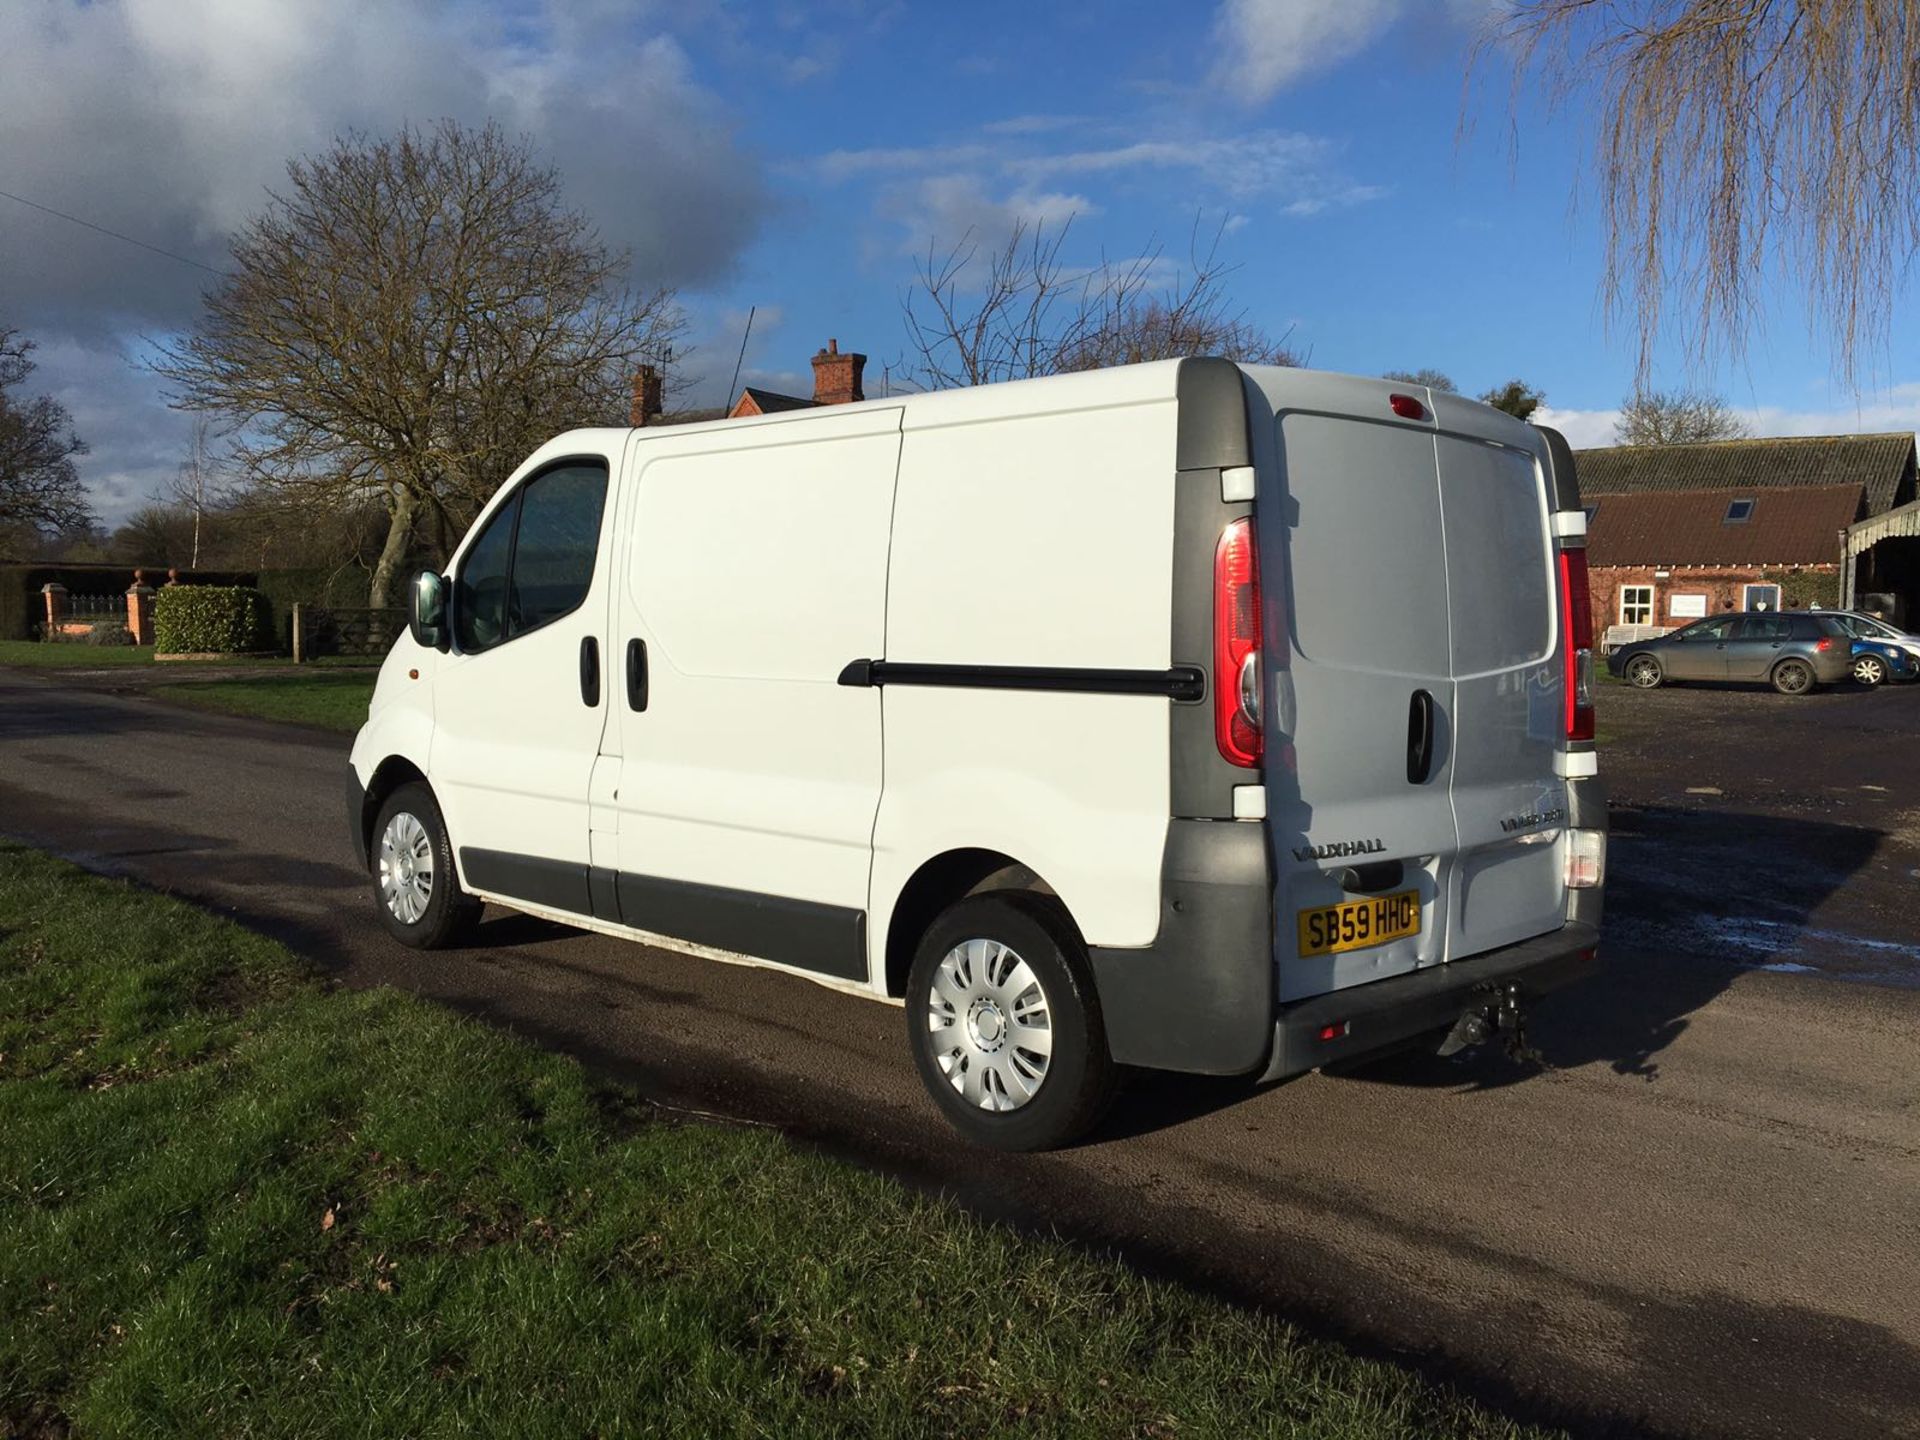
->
[1258,380,1461,1001]
[1430,408,1569,959]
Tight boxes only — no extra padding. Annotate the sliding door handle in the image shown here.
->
[626,638,649,712]
[579,636,600,707]
[1407,689,1436,785]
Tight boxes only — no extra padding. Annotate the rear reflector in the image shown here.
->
[1318,1022,1350,1042]
[1566,828,1606,889]
[1214,518,1263,768]
[1389,393,1427,421]
[1557,547,1596,742]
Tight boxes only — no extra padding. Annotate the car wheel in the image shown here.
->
[371,782,480,948]
[1771,658,1816,696]
[1851,654,1888,688]
[905,892,1116,1152]
[1625,654,1664,689]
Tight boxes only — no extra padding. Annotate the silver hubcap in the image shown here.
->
[1629,658,1659,687]
[1854,658,1882,684]
[378,812,434,924]
[926,938,1053,1112]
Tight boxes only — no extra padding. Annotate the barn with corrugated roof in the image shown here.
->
[1572,433,1919,646]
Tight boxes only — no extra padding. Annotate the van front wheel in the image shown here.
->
[905,893,1116,1151]
[371,782,479,949]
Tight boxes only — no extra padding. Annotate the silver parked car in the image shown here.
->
[1607,611,1851,695]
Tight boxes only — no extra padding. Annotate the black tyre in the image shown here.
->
[1771,658,1816,696]
[1850,653,1888,688]
[370,782,479,948]
[905,892,1116,1151]
[1624,653,1663,689]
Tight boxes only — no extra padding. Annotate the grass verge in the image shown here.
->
[150,672,376,733]
[0,843,1558,1439]
[0,640,156,667]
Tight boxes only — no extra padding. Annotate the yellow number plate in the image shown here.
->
[1296,890,1421,958]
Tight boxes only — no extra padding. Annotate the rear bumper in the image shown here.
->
[1257,920,1601,1082]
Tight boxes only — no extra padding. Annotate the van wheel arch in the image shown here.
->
[883,849,1064,998]
[360,756,430,864]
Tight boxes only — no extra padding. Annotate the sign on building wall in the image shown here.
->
[1669,593,1708,618]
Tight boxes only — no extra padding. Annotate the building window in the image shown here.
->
[1743,582,1782,612]
[1621,585,1654,625]
[1725,498,1755,523]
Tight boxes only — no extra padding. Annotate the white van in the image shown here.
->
[347,359,1605,1150]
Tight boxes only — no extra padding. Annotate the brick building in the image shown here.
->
[1575,433,1919,647]
[629,339,866,427]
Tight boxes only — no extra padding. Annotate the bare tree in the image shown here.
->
[901,218,1296,390]
[1613,388,1752,445]
[0,323,92,535]
[1482,2,1920,384]
[1480,378,1547,420]
[163,416,227,570]
[1383,368,1458,393]
[155,120,684,607]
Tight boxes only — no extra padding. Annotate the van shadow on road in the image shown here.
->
[1336,803,1888,1094]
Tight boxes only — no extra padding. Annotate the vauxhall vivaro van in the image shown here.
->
[346,359,1605,1150]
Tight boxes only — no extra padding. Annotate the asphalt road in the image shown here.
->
[3,668,1917,1440]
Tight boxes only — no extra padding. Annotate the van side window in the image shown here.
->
[511,463,609,632]
[453,459,609,655]
[454,495,518,653]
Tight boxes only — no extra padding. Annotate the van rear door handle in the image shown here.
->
[579,636,600,707]
[626,638,649,712]
[1406,689,1436,784]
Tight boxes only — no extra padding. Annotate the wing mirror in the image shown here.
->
[409,571,451,653]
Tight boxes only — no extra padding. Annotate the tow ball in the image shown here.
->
[1438,982,1542,1064]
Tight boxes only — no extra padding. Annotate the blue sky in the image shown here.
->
[3,0,1917,523]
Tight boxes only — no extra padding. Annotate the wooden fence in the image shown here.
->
[291,604,405,661]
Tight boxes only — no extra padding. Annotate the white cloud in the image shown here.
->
[1209,0,1498,104]
[824,125,1383,260]
[1210,0,1405,103]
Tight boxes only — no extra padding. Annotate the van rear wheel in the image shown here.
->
[371,782,479,949]
[905,893,1116,1151]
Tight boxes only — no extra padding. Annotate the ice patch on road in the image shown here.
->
[1608,911,1920,989]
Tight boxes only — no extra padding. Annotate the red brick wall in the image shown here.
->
[1588,563,1838,639]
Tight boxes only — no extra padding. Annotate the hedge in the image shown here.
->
[153,585,272,655]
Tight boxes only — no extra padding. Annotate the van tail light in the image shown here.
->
[1214,517,1263,768]
[1557,546,1595,743]
[1565,829,1606,889]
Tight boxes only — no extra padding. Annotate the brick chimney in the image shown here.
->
[629,365,664,426]
[810,339,865,406]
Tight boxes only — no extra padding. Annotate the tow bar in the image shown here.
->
[1437,981,1542,1064]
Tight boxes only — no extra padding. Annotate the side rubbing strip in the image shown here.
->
[614,872,868,982]
[838,660,1205,702]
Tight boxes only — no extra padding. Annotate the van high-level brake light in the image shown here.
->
[1214,517,1263,768]
[1388,393,1427,421]
[1558,547,1595,742]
